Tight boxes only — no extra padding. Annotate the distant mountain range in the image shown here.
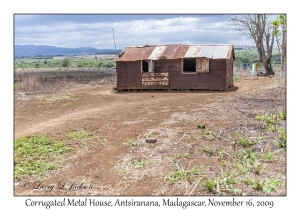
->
[14,45,122,57]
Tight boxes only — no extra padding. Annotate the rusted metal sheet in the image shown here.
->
[198,45,231,59]
[115,45,234,61]
[171,45,190,59]
[184,46,201,58]
[226,59,233,87]
[147,46,167,60]
[116,61,142,87]
[115,46,155,61]
[142,72,169,86]
[160,45,179,59]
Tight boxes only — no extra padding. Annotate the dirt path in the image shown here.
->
[14,77,285,195]
[14,78,263,139]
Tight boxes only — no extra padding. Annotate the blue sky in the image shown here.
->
[14,14,254,49]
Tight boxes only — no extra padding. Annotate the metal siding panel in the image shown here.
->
[154,59,182,73]
[116,61,142,88]
[226,59,233,87]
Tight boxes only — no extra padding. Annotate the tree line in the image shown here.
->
[14,57,116,70]
[234,50,281,68]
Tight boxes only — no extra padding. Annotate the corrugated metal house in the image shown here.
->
[114,44,235,91]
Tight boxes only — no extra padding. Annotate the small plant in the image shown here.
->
[238,136,255,148]
[47,93,73,102]
[226,134,238,148]
[260,150,282,162]
[255,112,278,124]
[255,135,266,144]
[172,153,191,160]
[274,130,286,149]
[244,175,284,195]
[233,77,239,83]
[123,138,136,147]
[277,109,286,120]
[63,102,71,107]
[14,135,71,180]
[196,128,217,141]
[236,149,257,164]
[183,153,192,158]
[264,124,283,133]
[234,151,266,175]
[233,162,252,176]
[67,130,93,140]
[202,146,214,156]
[202,174,242,195]
[203,178,216,193]
[14,82,20,89]
[218,149,230,161]
[226,131,251,148]
[143,131,153,138]
[172,154,183,160]
[130,159,147,169]
[166,164,209,184]
[251,161,266,175]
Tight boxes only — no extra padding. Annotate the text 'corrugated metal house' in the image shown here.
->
[114,44,235,91]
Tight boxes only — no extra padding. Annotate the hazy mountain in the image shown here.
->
[14,45,122,57]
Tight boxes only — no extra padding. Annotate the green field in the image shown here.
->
[14,54,116,70]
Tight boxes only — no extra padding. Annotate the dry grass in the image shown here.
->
[14,69,116,96]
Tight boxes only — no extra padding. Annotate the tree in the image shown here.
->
[229,15,276,76]
[62,58,69,67]
[271,15,286,71]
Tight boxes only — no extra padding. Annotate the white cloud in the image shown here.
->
[14,15,253,48]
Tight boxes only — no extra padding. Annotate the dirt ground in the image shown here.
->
[14,76,286,196]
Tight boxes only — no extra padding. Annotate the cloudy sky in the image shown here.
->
[14,14,254,49]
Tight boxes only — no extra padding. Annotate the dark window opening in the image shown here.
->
[183,58,196,72]
[142,60,149,72]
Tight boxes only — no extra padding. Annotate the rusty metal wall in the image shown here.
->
[154,59,182,73]
[116,61,142,87]
[226,59,233,87]
[169,59,225,87]
[116,59,229,90]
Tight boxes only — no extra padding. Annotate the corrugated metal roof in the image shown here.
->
[115,44,234,61]
[160,45,179,59]
[115,46,155,61]
[172,45,190,59]
[184,46,202,58]
[147,46,167,60]
[198,45,231,59]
